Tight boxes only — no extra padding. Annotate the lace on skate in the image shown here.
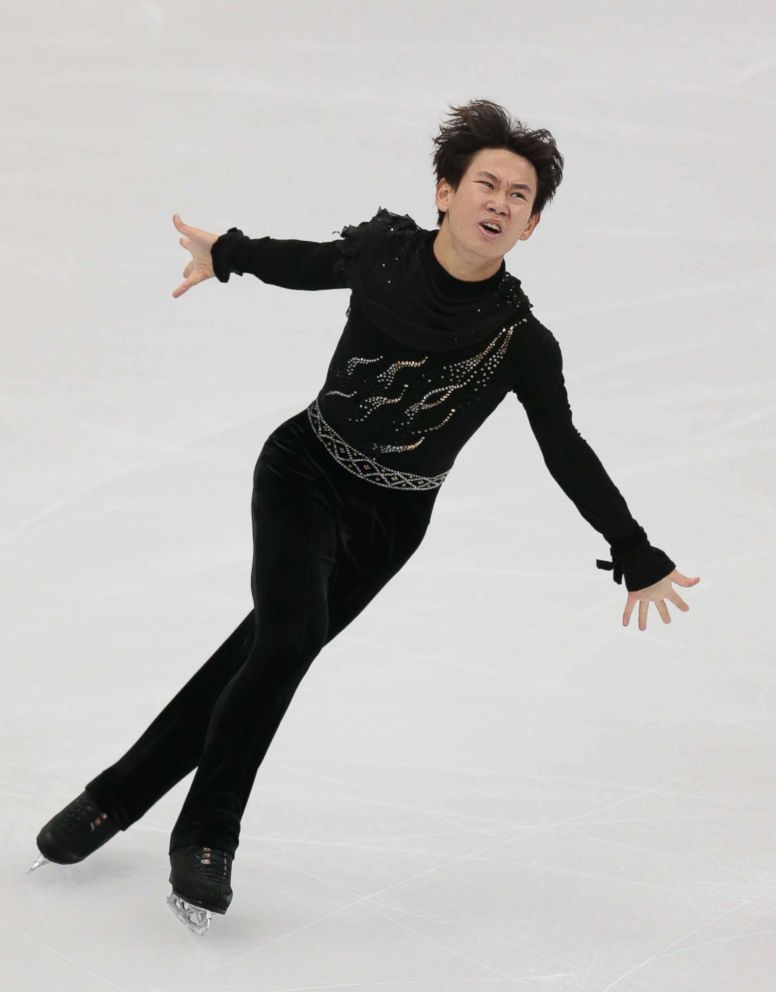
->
[28,792,115,872]
[167,845,234,935]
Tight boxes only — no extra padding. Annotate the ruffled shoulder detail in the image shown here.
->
[334,206,419,241]
[330,207,420,286]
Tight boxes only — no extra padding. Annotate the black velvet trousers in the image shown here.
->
[84,408,439,859]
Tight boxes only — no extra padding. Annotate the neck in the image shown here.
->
[432,222,503,282]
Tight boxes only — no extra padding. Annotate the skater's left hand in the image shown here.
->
[623,569,700,630]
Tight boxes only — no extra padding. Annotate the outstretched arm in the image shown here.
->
[513,319,699,628]
[171,213,349,297]
[209,226,349,291]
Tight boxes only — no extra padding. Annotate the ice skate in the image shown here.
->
[166,844,233,935]
[28,790,119,872]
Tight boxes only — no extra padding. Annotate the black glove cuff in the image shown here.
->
[210,226,247,283]
[596,543,675,592]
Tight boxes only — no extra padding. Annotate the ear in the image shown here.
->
[520,212,541,239]
[435,178,449,212]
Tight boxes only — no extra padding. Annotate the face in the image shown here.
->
[434,147,541,267]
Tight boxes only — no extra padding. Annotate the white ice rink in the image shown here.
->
[3,0,774,988]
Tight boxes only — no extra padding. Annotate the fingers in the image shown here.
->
[622,593,691,630]
[666,589,689,612]
[622,571,698,630]
[175,215,193,265]
[172,273,198,298]
[673,572,701,586]
[623,597,655,630]
[174,214,198,241]
[172,266,212,298]
[174,213,206,240]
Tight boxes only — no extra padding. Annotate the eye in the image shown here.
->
[477,180,525,199]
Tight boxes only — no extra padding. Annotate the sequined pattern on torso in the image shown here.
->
[322,317,527,453]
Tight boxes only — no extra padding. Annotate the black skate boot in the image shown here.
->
[166,845,234,935]
[28,789,120,872]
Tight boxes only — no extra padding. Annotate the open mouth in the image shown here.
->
[478,222,502,238]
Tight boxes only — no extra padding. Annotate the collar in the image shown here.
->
[333,207,533,353]
[422,229,505,298]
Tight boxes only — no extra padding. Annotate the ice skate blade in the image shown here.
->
[166,890,213,936]
[27,853,50,872]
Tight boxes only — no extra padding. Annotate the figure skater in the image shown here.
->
[28,99,700,935]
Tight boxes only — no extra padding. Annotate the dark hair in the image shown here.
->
[430,98,564,228]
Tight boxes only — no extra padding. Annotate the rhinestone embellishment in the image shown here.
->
[321,318,526,454]
[306,398,447,490]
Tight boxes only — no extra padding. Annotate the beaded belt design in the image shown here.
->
[306,398,448,491]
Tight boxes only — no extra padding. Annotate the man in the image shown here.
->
[31,111,699,935]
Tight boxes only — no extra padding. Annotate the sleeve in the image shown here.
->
[512,322,675,592]
[210,227,349,291]
[209,208,419,292]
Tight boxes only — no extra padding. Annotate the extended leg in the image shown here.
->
[85,610,257,830]
[167,460,338,857]
[167,466,436,857]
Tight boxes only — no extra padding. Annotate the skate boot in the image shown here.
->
[28,790,119,872]
[166,845,234,936]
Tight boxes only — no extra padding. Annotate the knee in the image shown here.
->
[247,619,329,681]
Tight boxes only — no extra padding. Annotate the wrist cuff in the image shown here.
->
[210,226,247,283]
[596,543,675,592]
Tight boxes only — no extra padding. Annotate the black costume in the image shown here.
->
[84,208,675,858]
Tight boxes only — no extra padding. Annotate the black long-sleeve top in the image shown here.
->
[209,207,675,592]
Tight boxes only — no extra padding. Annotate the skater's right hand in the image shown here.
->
[171,214,219,298]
